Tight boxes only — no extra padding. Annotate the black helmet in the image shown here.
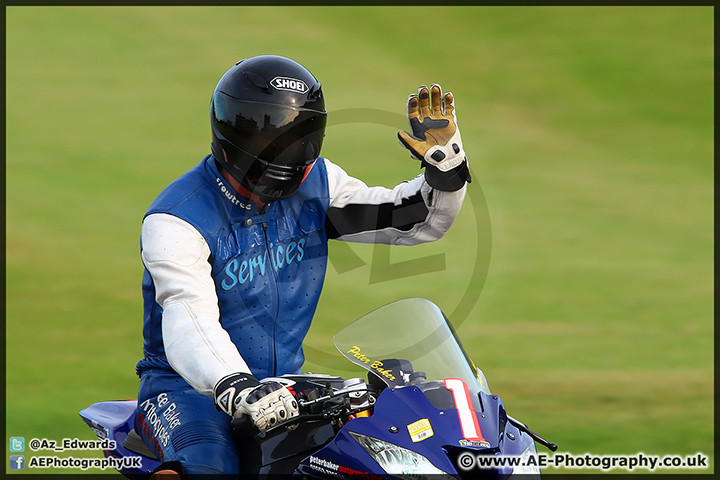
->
[210,55,327,203]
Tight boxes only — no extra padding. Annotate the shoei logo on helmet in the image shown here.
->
[270,76,309,94]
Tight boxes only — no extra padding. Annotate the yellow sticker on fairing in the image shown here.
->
[407,418,434,442]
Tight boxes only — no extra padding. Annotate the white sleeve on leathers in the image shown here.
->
[141,213,252,397]
[324,158,466,244]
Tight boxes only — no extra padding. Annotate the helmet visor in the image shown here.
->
[213,93,326,165]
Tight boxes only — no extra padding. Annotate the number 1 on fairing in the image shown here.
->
[444,378,487,442]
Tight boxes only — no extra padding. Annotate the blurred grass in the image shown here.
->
[6,6,713,475]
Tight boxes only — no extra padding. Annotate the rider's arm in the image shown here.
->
[324,158,466,245]
[141,213,252,396]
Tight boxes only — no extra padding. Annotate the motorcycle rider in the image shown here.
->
[135,54,471,478]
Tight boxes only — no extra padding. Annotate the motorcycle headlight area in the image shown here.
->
[348,431,452,478]
[508,442,541,478]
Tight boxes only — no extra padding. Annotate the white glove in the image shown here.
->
[398,84,471,191]
[214,373,299,432]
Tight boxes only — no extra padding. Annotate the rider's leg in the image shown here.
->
[135,370,241,477]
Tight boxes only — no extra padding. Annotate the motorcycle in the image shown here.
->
[80,298,556,478]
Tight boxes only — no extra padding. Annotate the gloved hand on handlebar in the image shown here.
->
[214,373,299,432]
[398,84,471,192]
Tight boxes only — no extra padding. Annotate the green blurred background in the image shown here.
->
[5,6,713,475]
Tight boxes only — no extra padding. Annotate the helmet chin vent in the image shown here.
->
[263,164,296,181]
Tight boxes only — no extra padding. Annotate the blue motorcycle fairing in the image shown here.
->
[297,384,517,477]
[79,386,538,478]
[79,400,161,476]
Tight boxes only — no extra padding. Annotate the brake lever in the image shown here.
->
[298,386,375,409]
[261,391,376,437]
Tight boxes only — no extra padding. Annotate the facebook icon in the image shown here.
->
[10,455,25,470]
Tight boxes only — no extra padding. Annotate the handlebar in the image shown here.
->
[262,386,377,436]
[231,380,378,438]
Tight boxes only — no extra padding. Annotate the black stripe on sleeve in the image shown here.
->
[325,191,429,240]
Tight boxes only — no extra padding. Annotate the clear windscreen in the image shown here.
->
[333,298,486,394]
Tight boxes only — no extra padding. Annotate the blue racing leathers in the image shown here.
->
[137,155,329,381]
[135,154,466,476]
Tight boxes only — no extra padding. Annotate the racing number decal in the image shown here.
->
[444,378,487,442]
